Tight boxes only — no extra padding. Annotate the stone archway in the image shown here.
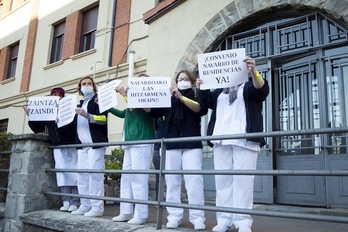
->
[175,0,348,74]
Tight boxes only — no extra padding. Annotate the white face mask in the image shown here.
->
[81,86,94,96]
[177,80,191,90]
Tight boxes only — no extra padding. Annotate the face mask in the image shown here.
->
[177,80,191,90]
[81,86,94,96]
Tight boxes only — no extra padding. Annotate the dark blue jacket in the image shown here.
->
[28,120,76,146]
[198,78,269,147]
[148,95,208,150]
[154,118,166,151]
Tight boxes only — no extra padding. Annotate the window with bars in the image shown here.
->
[80,6,98,53]
[217,13,348,59]
[50,21,65,64]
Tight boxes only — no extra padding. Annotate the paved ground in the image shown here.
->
[3,202,348,231]
[102,203,348,232]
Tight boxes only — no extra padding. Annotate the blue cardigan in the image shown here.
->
[148,95,208,150]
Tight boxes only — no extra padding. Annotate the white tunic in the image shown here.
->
[54,148,78,186]
[77,100,93,144]
[212,84,260,151]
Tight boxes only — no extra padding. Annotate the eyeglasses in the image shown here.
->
[177,77,189,82]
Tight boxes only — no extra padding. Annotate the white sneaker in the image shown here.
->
[127,218,147,225]
[60,201,69,211]
[212,224,229,232]
[194,222,206,230]
[68,205,78,212]
[238,225,252,232]
[112,214,133,222]
[84,210,103,217]
[71,207,91,215]
[166,220,181,229]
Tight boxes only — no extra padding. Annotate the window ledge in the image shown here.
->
[43,60,64,70]
[1,77,15,85]
[70,49,97,60]
[143,0,186,24]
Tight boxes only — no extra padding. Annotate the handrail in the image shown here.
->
[46,168,348,176]
[51,127,348,149]
[42,127,348,229]
[2,127,348,228]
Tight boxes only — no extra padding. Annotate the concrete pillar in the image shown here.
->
[3,134,59,232]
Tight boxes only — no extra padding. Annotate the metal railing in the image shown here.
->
[42,127,348,228]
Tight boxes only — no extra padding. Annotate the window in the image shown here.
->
[80,6,98,52]
[0,119,8,132]
[50,21,65,63]
[7,42,19,79]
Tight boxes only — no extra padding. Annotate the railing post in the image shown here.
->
[3,134,59,232]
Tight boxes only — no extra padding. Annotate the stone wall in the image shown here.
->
[2,134,60,232]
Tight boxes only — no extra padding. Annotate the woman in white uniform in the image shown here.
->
[72,76,108,217]
[26,87,79,212]
[146,70,208,230]
[198,57,269,232]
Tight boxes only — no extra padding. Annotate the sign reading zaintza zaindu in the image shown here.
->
[197,48,248,90]
[127,76,171,108]
[27,96,60,121]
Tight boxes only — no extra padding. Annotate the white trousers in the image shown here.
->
[165,149,205,225]
[120,145,152,219]
[214,144,258,229]
[77,147,105,213]
[54,148,78,187]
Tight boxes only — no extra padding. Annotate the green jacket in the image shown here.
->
[109,108,155,141]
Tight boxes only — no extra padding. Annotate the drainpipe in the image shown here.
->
[108,0,117,67]
[128,50,135,78]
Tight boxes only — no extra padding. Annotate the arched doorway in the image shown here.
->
[211,12,348,207]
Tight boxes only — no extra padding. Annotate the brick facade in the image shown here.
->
[111,0,131,66]
[62,11,83,59]
[0,47,10,81]
[20,0,40,92]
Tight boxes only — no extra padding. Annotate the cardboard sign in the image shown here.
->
[127,77,171,108]
[197,48,248,89]
[57,95,77,128]
[27,96,60,121]
[98,80,122,113]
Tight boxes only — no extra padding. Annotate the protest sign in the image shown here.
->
[127,77,171,108]
[197,48,248,89]
[57,95,77,128]
[98,80,122,113]
[27,96,60,121]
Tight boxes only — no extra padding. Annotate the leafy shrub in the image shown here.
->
[0,131,12,151]
[105,147,124,182]
[0,131,12,191]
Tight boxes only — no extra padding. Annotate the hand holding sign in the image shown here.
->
[57,95,77,128]
[127,77,171,108]
[27,96,60,121]
[197,48,248,90]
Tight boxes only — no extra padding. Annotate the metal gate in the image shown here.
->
[212,12,348,207]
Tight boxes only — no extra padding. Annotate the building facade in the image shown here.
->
[1,0,348,208]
